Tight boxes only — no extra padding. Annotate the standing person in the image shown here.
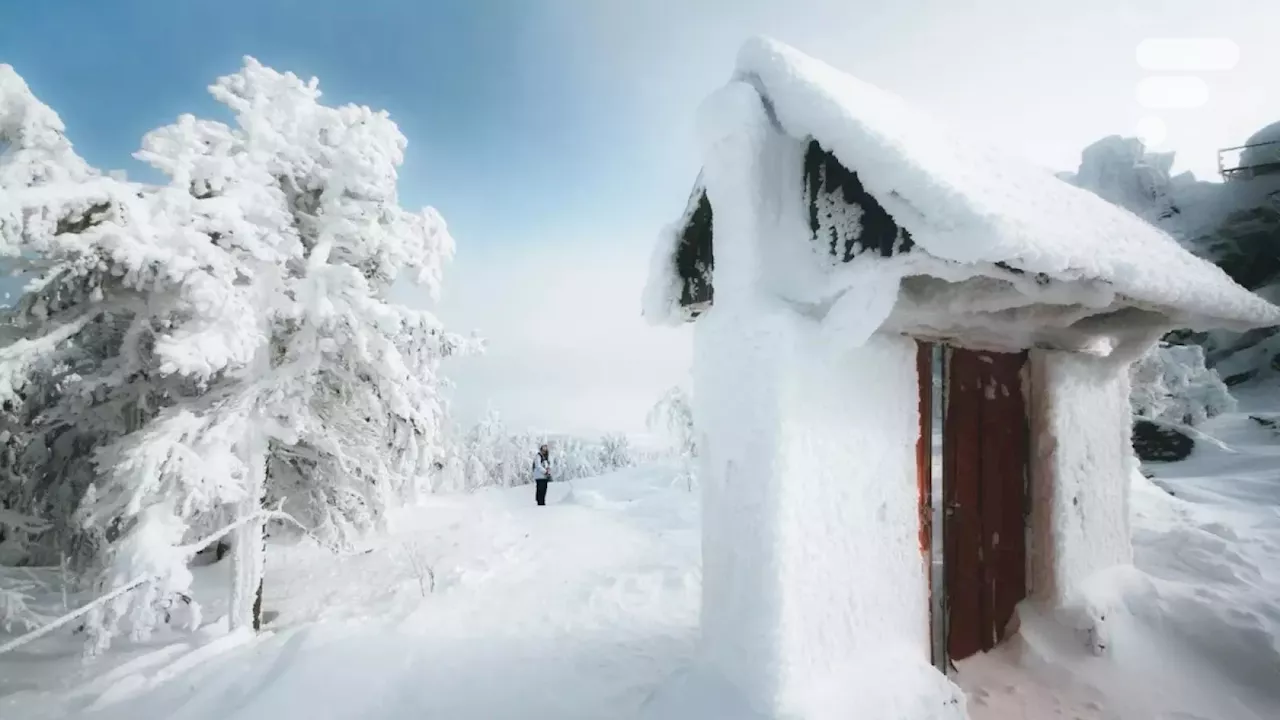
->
[532,443,552,506]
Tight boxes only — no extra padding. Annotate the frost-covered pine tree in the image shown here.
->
[554,436,602,483]
[0,58,466,649]
[462,411,538,489]
[1130,342,1236,427]
[200,59,466,552]
[597,433,635,472]
[0,63,163,574]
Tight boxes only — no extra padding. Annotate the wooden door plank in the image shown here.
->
[945,347,1030,660]
[944,348,985,661]
[985,351,1029,647]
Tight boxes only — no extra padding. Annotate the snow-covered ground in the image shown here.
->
[2,393,1279,720]
[955,385,1280,720]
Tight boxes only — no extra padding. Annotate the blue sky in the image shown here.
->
[0,1,687,256]
[1,0,701,434]
[4,0,1279,434]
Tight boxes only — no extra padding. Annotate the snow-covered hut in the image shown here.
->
[642,38,1280,719]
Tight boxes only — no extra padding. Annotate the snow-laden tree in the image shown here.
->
[1130,342,1236,427]
[0,63,165,573]
[553,436,603,482]
[646,385,696,458]
[443,412,646,491]
[196,60,466,555]
[459,411,536,489]
[597,433,635,473]
[0,59,466,649]
[646,385,696,489]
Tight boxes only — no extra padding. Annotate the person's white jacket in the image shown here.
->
[531,454,551,481]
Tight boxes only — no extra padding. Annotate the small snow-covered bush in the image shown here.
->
[597,433,635,473]
[399,540,435,597]
[647,385,697,490]
[1130,342,1237,427]
[646,385,696,457]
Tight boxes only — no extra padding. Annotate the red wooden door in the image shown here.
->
[943,348,1029,661]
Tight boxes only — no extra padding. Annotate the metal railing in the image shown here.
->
[1218,140,1280,181]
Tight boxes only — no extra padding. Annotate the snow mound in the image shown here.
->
[1240,121,1280,169]
[733,37,1280,330]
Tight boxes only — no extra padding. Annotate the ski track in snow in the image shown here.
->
[2,397,1279,719]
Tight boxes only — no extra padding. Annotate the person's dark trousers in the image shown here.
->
[535,479,549,506]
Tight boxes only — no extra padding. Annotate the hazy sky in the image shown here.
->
[4,0,1278,434]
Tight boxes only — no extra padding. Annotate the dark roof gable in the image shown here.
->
[673,140,916,317]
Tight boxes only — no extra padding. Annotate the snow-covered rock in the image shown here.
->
[1065,136,1184,224]
[1131,420,1195,462]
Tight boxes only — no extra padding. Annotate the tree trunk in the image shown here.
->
[229,433,267,632]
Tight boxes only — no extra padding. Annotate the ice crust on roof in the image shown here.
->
[733,37,1280,330]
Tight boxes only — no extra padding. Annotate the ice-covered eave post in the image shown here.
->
[1022,305,1171,642]
[649,79,964,719]
[1023,303,1271,647]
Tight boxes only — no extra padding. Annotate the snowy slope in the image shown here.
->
[3,423,1278,719]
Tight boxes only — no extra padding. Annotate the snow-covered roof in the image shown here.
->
[731,38,1280,330]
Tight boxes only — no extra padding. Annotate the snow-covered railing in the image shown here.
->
[0,505,302,657]
[1218,141,1280,181]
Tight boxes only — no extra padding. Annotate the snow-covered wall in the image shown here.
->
[692,305,963,717]
[1027,350,1135,609]
[657,76,964,720]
